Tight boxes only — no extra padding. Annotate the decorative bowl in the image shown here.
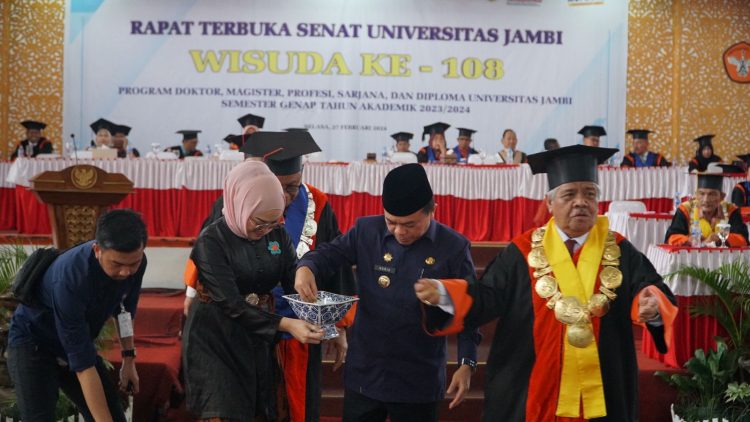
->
[282,291,359,339]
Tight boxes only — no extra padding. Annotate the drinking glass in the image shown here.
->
[716,223,731,248]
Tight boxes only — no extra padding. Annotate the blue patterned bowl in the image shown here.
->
[282,291,359,339]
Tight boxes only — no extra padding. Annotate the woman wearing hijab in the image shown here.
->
[688,134,722,172]
[182,160,324,421]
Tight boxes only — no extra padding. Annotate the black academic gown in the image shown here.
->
[166,145,203,159]
[664,203,749,246]
[429,230,675,421]
[688,155,721,172]
[731,181,750,207]
[182,218,296,420]
[11,138,53,160]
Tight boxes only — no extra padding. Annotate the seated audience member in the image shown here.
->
[417,122,451,163]
[543,138,559,151]
[392,132,416,155]
[578,125,607,147]
[730,154,750,207]
[8,210,147,421]
[620,129,670,167]
[89,118,114,149]
[452,128,479,163]
[665,171,749,247]
[166,130,203,158]
[233,113,265,149]
[497,129,527,163]
[11,120,52,160]
[688,135,722,172]
[111,124,140,158]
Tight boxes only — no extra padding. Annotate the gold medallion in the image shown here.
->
[601,259,620,267]
[567,323,595,348]
[599,266,623,290]
[425,257,435,265]
[245,293,260,306]
[383,253,393,263]
[534,275,558,299]
[554,296,588,325]
[527,248,548,269]
[603,245,621,261]
[378,275,391,288]
[533,266,553,278]
[587,293,610,317]
[531,229,545,243]
[599,286,618,301]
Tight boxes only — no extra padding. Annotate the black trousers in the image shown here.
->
[8,342,126,422]
[343,388,439,422]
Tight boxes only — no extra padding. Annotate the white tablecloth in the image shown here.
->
[646,245,750,296]
[609,213,673,254]
[4,159,744,200]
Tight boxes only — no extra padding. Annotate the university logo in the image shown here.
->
[723,41,750,83]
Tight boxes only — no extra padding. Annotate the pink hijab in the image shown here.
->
[222,160,285,238]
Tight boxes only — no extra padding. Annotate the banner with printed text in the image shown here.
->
[64,0,628,161]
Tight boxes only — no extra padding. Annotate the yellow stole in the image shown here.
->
[543,216,609,418]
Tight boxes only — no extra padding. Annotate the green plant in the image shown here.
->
[0,244,28,294]
[657,261,750,421]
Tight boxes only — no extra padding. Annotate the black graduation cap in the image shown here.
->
[422,122,450,141]
[715,164,744,174]
[695,172,724,191]
[90,118,115,133]
[223,134,245,147]
[382,163,433,217]
[237,113,265,129]
[176,130,201,141]
[457,128,476,138]
[239,131,321,176]
[284,128,309,132]
[20,120,46,130]
[391,132,414,142]
[626,129,651,140]
[112,124,131,136]
[527,145,618,190]
[578,125,607,138]
[737,154,750,167]
[693,134,715,148]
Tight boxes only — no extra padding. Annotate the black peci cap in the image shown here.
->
[457,128,476,138]
[391,132,414,142]
[90,118,115,134]
[693,134,715,149]
[695,172,724,191]
[21,120,46,130]
[176,130,201,141]
[112,124,131,136]
[578,125,607,138]
[527,145,617,190]
[239,131,321,176]
[237,113,265,129]
[422,122,450,141]
[382,163,433,216]
[626,129,651,140]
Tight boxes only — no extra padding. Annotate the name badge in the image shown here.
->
[118,311,134,338]
[373,264,395,274]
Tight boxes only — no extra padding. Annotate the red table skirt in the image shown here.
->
[7,186,673,241]
[642,295,725,368]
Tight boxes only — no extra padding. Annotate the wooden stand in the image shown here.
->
[29,165,133,249]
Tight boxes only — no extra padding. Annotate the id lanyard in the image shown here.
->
[117,302,134,338]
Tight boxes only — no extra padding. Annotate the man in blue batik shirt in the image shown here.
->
[295,163,480,422]
[8,209,147,422]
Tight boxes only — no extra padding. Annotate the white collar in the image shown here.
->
[554,223,589,253]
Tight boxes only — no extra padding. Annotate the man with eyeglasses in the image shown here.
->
[294,163,481,422]
[185,131,354,422]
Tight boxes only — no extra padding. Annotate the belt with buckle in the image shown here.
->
[197,288,273,311]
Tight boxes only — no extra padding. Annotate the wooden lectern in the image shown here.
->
[29,165,134,249]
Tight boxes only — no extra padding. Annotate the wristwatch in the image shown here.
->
[460,358,477,373]
[121,349,136,358]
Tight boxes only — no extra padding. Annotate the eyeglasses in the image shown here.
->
[252,220,283,233]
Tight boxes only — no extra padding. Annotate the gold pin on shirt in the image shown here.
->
[425,257,435,265]
[378,275,391,288]
[384,253,393,262]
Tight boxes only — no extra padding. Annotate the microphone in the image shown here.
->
[70,133,79,164]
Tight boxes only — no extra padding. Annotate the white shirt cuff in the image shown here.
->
[186,286,197,298]
[435,281,455,315]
